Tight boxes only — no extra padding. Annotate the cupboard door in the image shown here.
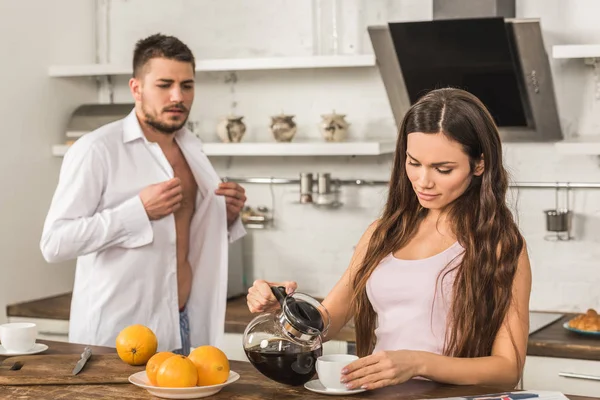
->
[523,356,600,397]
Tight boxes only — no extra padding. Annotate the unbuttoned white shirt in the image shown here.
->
[40,110,246,351]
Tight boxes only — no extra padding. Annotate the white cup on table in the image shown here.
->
[0,322,37,352]
[316,354,358,391]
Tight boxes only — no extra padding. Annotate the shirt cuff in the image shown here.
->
[228,217,246,243]
[116,195,154,248]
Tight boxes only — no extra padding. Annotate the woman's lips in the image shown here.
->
[416,191,440,201]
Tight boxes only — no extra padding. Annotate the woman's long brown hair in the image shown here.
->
[351,88,523,363]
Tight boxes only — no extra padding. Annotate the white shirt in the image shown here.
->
[40,110,246,351]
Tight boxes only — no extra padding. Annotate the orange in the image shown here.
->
[146,352,176,386]
[188,345,230,386]
[115,324,158,366]
[156,355,198,388]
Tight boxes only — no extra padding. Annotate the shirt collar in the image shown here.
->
[122,108,145,143]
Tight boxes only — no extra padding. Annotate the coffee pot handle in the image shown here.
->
[270,286,287,307]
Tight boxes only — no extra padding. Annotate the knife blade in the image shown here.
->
[72,346,92,375]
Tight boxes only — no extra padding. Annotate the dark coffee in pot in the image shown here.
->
[245,344,322,386]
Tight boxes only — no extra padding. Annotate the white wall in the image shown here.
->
[100,0,600,313]
[5,0,600,318]
[0,0,98,323]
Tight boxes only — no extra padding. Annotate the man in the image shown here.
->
[40,34,247,355]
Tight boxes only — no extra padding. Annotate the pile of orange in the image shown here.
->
[116,325,230,388]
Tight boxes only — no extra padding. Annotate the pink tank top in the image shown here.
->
[366,241,465,355]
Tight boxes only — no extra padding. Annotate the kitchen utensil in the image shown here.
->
[543,185,572,241]
[300,172,314,204]
[0,354,143,385]
[9,361,23,371]
[243,286,329,386]
[0,361,23,371]
[72,346,92,375]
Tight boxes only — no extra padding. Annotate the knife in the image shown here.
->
[72,346,92,375]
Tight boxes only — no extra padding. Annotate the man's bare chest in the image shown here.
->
[167,151,198,213]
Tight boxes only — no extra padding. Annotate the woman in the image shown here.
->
[246,88,531,391]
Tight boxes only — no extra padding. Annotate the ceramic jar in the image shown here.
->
[217,115,246,143]
[319,111,349,142]
[270,113,297,142]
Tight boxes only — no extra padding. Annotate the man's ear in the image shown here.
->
[474,154,484,176]
[129,77,142,102]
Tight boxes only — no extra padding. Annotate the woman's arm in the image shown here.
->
[342,243,532,390]
[246,221,378,341]
[321,221,378,341]
[416,243,531,386]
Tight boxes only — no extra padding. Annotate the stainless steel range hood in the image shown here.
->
[368,16,563,142]
[64,103,134,139]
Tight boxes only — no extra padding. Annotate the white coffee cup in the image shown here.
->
[0,323,37,353]
[316,354,359,391]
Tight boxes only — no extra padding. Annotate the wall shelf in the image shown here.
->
[48,55,376,77]
[552,44,600,60]
[554,135,600,155]
[52,140,396,157]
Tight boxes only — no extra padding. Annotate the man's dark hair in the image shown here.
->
[132,33,195,77]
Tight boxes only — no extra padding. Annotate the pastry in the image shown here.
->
[568,308,600,332]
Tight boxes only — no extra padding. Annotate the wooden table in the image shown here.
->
[9,293,600,358]
[0,340,597,400]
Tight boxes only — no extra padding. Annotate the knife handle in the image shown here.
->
[82,346,92,360]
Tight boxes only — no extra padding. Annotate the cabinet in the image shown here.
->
[522,355,600,397]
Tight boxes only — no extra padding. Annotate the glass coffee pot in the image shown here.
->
[243,286,330,386]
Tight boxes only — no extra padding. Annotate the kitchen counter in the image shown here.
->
[6,294,600,359]
[528,314,600,361]
[5,292,357,342]
[0,340,596,400]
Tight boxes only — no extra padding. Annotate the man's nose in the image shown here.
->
[170,87,183,103]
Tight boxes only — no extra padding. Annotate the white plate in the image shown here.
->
[0,343,48,356]
[128,370,240,399]
[304,379,366,396]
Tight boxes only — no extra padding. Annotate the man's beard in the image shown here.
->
[143,104,189,134]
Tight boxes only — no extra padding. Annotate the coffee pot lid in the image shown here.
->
[271,286,329,342]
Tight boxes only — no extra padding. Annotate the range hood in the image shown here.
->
[368,16,563,142]
[64,103,133,139]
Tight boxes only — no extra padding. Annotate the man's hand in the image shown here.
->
[215,182,246,227]
[139,178,183,220]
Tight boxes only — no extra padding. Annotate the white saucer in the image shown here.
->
[0,343,49,356]
[304,379,366,396]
